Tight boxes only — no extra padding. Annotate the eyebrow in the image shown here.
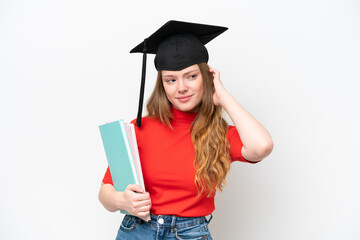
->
[162,69,199,78]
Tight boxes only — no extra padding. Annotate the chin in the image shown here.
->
[175,104,200,113]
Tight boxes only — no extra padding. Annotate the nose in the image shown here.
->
[177,79,188,93]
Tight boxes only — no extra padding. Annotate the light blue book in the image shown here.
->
[99,120,145,215]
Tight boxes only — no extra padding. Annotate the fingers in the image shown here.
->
[126,184,144,193]
[138,212,151,222]
[125,185,152,202]
[127,191,150,203]
[209,67,217,73]
[208,65,219,73]
[124,184,152,218]
[140,214,151,222]
[125,185,150,202]
[208,66,220,80]
[132,198,152,209]
[129,198,152,219]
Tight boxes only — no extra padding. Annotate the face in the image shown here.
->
[162,64,203,112]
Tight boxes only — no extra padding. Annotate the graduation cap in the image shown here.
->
[130,20,228,127]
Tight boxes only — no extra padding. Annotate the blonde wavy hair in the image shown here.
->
[146,62,231,197]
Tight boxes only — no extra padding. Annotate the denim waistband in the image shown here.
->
[148,213,213,228]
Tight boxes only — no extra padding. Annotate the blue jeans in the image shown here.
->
[116,213,213,240]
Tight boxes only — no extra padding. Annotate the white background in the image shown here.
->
[1,0,359,239]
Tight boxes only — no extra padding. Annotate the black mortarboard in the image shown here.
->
[130,20,228,127]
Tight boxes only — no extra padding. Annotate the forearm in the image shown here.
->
[220,93,273,162]
[98,183,125,212]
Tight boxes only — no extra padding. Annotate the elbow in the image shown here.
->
[98,183,118,213]
[98,186,109,211]
[244,139,274,163]
[263,140,274,157]
[98,183,106,205]
[256,139,274,161]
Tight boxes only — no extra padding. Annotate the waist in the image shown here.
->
[148,191,215,217]
[148,213,213,228]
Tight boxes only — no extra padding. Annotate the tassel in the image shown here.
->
[136,39,147,127]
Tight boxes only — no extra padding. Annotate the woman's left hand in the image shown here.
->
[209,66,229,106]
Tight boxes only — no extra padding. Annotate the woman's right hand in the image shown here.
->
[99,183,151,221]
[122,184,151,221]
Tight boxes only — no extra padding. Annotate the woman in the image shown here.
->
[99,21,273,240]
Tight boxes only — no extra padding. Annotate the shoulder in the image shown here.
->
[226,125,243,151]
[226,125,238,139]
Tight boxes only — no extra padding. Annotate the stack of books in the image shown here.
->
[99,120,145,214]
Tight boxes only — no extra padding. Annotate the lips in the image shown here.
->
[176,94,193,102]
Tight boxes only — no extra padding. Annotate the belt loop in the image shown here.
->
[171,215,177,228]
[205,214,213,223]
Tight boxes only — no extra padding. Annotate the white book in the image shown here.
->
[124,123,145,190]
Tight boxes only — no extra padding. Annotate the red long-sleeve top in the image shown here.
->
[102,107,255,217]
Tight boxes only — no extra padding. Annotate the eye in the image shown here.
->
[164,79,176,83]
[188,74,197,79]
